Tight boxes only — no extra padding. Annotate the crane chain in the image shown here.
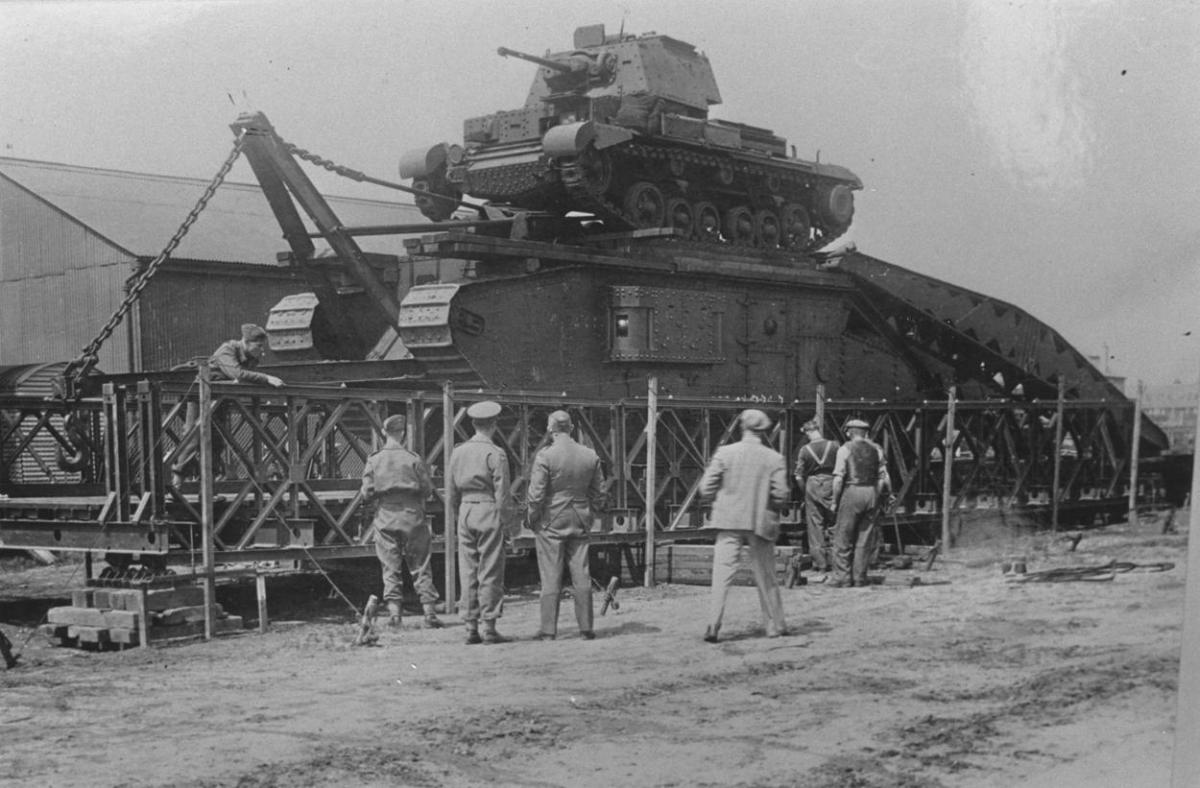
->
[58,133,247,400]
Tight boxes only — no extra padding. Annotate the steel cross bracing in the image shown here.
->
[0,376,1142,561]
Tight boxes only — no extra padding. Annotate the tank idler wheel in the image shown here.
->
[816,183,855,231]
[623,182,666,228]
[693,201,721,242]
[575,145,613,194]
[722,206,756,245]
[781,203,813,250]
[664,197,695,238]
[754,209,781,249]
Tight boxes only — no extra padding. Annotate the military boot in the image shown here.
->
[386,601,403,628]
[422,603,443,629]
[464,621,482,645]
[481,619,509,644]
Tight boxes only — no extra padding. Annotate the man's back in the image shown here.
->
[529,435,603,535]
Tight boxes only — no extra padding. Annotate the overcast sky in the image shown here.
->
[2,0,1197,388]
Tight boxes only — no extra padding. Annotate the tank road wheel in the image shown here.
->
[781,203,813,250]
[664,196,695,238]
[816,183,855,233]
[693,201,721,242]
[722,206,756,245]
[624,181,666,228]
[753,209,782,248]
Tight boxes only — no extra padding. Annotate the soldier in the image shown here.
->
[209,324,284,387]
[830,418,892,588]
[697,409,790,643]
[527,410,606,641]
[447,400,511,644]
[171,324,283,487]
[795,418,839,583]
[361,414,441,629]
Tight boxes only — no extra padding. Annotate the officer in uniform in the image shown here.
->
[447,401,510,644]
[830,418,891,588]
[361,414,441,628]
[697,409,790,643]
[527,410,606,640]
[795,418,839,582]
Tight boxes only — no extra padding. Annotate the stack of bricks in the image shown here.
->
[40,584,244,650]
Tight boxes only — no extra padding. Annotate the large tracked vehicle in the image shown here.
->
[400,24,862,251]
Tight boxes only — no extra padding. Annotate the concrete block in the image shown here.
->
[47,607,107,627]
[67,626,110,644]
[144,585,205,611]
[109,628,140,646]
[102,610,139,630]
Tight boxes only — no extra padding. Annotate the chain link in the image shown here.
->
[60,134,247,398]
[279,137,471,210]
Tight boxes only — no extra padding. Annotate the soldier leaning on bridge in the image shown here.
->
[830,419,891,588]
[171,324,284,487]
[447,400,511,645]
[361,414,442,629]
[794,418,839,584]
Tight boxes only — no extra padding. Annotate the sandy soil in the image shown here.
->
[0,512,1187,788]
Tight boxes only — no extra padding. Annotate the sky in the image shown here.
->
[2,0,1197,389]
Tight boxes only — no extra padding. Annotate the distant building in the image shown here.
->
[1142,382,1198,455]
[0,157,459,374]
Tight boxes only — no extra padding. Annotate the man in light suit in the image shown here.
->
[697,409,790,643]
[527,410,606,640]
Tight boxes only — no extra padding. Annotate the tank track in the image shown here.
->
[559,141,854,252]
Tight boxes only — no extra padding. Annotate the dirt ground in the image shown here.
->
[0,511,1188,788]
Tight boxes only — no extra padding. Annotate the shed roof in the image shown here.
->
[0,157,425,266]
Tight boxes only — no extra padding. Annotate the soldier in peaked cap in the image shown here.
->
[830,418,892,588]
[447,400,511,644]
[795,417,839,583]
[696,408,789,643]
[527,410,606,640]
[361,414,441,628]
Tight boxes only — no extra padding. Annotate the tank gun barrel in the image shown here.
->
[497,46,576,74]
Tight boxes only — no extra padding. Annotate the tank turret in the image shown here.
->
[401,24,861,252]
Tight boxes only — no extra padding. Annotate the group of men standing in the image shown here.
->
[362,399,891,646]
[695,410,891,642]
[362,401,604,644]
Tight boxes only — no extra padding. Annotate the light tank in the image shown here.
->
[400,24,862,251]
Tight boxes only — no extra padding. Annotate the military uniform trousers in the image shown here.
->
[804,475,835,573]
[534,531,592,637]
[456,497,506,621]
[833,485,878,586]
[373,506,438,606]
[709,530,786,634]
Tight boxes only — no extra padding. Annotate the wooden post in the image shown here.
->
[941,386,956,550]
[815,383,826,432]
[442,382,457,615]
[136,585,149,650]
[644,376,658,588]
[1171,376,1200,787]
[256,571,268,634]
[1052,377,1066,533]
[197,362,216,641]
[1128,380,1143,527]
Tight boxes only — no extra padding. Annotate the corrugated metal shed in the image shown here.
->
[0,156,424,264]
[0,157,430,372]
